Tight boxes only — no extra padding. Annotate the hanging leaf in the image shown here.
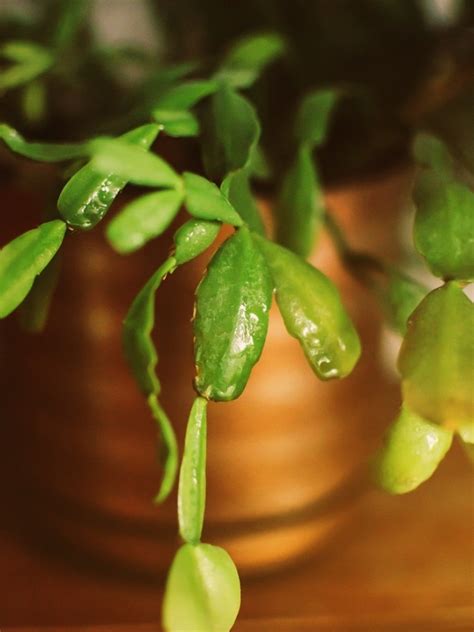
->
[0,220,66,318]
[148,394,179,504]
[373,407,453,494]
[276,145,323,258]
[89,137,181,189]
[152,109,199,137]
[19,252,61,332]
[107,190,183,254]
[295,89,338,148]
[0,123,86,162]
[178,397,208,544]
[153,80,218,110]
[399,282,474,431]
[58,124,160,229]
[173,219,221,265]
[194,227,273,401]
[123,257,179,502]
[221,169,266,236]
[202,83,260,179]
[255,235,361,380]
[163,543,241,632]
[183,172,242,226]
[123,257,177,396]
[216,32,285,88]
[413,172,474,280]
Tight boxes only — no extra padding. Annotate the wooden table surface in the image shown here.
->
[1,444,473,631]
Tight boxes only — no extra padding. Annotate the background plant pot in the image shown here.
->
[0,167,410,580]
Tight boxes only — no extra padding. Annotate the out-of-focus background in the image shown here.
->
[0,1,473,629]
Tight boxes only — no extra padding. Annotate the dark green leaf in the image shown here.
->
[148,393,179,504]
[383,270,428,335]
[52,0,90,51]
[0,123,86,162]
[373,406,453,494]
[163,543,241,632]
[123,257,179,502]
[123,256,177,396]
[276,145,323,258]
[194,227,273,401]
[255,235,361,380]
[174,219,221,265]
[295,89,338,148]
[0,220,66,318]
[399,282,474,431]
[58,124,160,229]
[202,83,260,179]
[413,172,474,280]
[178,397,207,544]
[413,133,454,178]
[153,80,218,110]
[183,172,242,226]
[19,251,61,332]
[221,169,266,236]
[107,190,183,254]
[217,32,285,88]
[152,109,199,137]
[89,137,181,189]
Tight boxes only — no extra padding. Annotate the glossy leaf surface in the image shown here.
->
[399,282,474,430]
[276,145,322,258]
[178,397,208,544]
[194,227,272,401]
[374,407,453,494]
[256,236,361,380]
[0,220,66,318]
[163,543,240,632]
[173,219,220,265]
[107,190,183,254]
[58,124,160,229]
[183,172,242,226]
[89,137,181,189]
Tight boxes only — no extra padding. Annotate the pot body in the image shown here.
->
[0,169,409,578]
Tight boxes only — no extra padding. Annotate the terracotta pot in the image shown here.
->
[0,168,409,579]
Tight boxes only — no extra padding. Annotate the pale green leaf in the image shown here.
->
[163,543,241,632]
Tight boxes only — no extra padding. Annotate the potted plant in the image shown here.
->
[0,2,472,630]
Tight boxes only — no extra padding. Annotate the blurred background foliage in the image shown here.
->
[0,0,473,184]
